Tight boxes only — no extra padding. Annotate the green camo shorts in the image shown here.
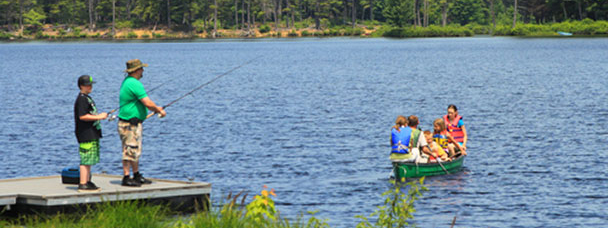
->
[79,139,100,165]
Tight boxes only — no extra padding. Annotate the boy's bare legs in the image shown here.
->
[79,165,90,185]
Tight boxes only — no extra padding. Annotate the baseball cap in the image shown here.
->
[78,75,96,87]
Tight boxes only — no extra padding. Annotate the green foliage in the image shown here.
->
[383,0,414,27]
[16,200,169,228]
[127,32,138,39]
[356,178,428,228]
[188,186,329,228]
[383,25,473,37]
[193,19,206,33]
[23,9,47,28]
[347,27,364,36]
[491,20,608,36]
[288,30,299,37]
[34,30,47,39]
[66,27,87,38]
[116,21,134,29]
[245,186,277,225]
[58,28,66,37]
[259,24,271,33]
[465,23,491,34]
[3,0,608,39]
[0,31,12,39]
[301,30,311,36]
[449,0,487,25]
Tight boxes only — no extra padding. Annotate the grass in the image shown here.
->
[3,181,427,228]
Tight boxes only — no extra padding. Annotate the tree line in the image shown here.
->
[1,0,607,35]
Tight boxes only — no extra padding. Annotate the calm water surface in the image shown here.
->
[1,37,607,227]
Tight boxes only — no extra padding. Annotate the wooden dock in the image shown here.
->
[0,174,211,215]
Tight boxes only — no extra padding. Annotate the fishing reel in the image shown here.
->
[108,114,117,121]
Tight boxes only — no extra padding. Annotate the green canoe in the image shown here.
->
[392,155,466,181]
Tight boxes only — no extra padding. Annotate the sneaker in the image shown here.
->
[122,176,142,187]
[134,172,152,185]
[87,181,99,189]
[78,183,101,192]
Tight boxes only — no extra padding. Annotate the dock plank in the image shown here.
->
[0,174,211,215]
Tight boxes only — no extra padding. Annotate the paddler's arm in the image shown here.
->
[447,132,466,152]
[141,97,166,117]
[421,145,434,157]
[461,125,468,149]
[80,113,108,121]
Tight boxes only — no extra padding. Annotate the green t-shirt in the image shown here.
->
[118,76,148,121]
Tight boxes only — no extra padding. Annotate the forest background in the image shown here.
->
[1,0,608,39]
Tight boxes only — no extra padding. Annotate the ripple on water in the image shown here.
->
[1,38,608,227]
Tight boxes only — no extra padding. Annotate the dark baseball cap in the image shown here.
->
[78,75,96,87]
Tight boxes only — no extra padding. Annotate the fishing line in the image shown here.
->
[146,56,259,120]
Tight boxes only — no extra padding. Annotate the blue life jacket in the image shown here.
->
[391,127,412,154]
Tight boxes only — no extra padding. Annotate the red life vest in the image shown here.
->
[443,114,464,143]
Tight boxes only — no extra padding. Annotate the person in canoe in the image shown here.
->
[444,104,468,157]
[425,130,451,162]
[407,115,433,162]
[433,118,464,158]
[389,115,431,163]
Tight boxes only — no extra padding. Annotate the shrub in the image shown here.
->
[57,28,66,37]
[356,178,427,228]
[288,30,298,37]
[34,31,46,39]
[141,34,150,39]
[0,31,13,40]
[116,21,133,29]
[193,19,206,33]
[301,30,311,36]
[382,26,473,38]
[258,24,271,33]
[126,32,138,39]
[328,28,341,36]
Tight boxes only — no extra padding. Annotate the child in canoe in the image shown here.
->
[424,131,450,162]
[433,118,465,158]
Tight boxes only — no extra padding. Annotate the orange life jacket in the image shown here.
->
[443,114,464,143]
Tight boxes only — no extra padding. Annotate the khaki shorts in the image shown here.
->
[118,121,142,161]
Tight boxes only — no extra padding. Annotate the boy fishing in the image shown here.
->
[74,75,108,192]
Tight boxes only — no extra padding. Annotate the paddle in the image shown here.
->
[427,145,449,175]
[434,156,450,175]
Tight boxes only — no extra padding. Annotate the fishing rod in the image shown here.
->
[146,56,258,120]
[107,77,176,121]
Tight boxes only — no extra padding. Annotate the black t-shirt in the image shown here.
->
[74,93,102,142]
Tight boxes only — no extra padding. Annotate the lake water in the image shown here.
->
[1,37,607,227]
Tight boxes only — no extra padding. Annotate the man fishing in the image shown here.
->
[117,59,166,187]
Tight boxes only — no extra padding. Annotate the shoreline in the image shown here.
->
[2,23,607,41]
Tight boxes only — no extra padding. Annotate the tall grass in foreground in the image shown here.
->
[5,179,427,228]
[17,200,170,228]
